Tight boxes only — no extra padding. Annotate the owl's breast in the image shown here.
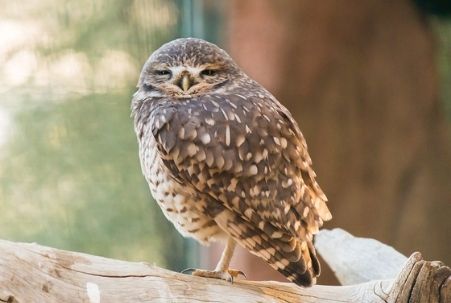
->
[138,130,224,244]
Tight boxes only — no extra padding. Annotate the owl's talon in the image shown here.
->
[226,269,246,283]
[231,270,246,279]
[186,268,246,283]
[181,268,196,274]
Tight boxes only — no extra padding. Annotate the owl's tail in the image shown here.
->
[214,208,320,287]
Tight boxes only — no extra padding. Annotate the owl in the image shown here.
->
[131,38,332,287]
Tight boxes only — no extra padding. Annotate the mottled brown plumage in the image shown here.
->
[132,38,332,287]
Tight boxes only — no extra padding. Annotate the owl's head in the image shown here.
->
[136,38,242,99]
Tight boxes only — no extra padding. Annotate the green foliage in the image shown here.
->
[0,92,193,269]
[0,0,201,271]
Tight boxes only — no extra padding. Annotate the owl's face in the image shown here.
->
[136,38,241,99]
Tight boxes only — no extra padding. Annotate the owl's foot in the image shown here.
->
[182,268,246,283]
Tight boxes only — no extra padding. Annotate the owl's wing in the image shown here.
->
[150,94,331,286]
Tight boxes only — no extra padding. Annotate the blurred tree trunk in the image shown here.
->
[205,0,451,285]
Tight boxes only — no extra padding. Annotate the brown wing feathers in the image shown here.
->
[214,206,318,286]
[150,94,329,286]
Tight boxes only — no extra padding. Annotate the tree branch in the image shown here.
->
[0,229,448,303]
[315,228,408,285]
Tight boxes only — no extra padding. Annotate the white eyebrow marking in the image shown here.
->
[169,66,204,76]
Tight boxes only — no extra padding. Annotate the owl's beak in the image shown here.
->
[181,74,191,92]
[176,72,197,92]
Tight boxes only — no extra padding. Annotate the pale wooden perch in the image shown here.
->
[0,228,448,303]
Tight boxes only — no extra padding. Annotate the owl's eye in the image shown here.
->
[155,70,172,77]
[201,69,218,77]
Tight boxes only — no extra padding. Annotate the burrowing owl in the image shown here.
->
[132,38,331,287]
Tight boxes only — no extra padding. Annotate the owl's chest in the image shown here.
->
[138,133,222,243]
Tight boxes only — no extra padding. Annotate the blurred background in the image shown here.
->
[0,0,449,285]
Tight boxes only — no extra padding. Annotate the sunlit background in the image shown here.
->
[0,0,225,271]
[0,0,450,284]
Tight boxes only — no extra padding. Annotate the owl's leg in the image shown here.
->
[184,237,245,283]
[214,236,236,271]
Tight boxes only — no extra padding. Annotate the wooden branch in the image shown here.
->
[315,228,408,285]
[0,229,448,303]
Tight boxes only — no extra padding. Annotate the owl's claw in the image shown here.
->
[181,268,197,274]
[228,269,246,279]
[182,268,246,283]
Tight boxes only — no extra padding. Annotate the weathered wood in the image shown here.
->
[315,228,408,285]
[0,229,448,303]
